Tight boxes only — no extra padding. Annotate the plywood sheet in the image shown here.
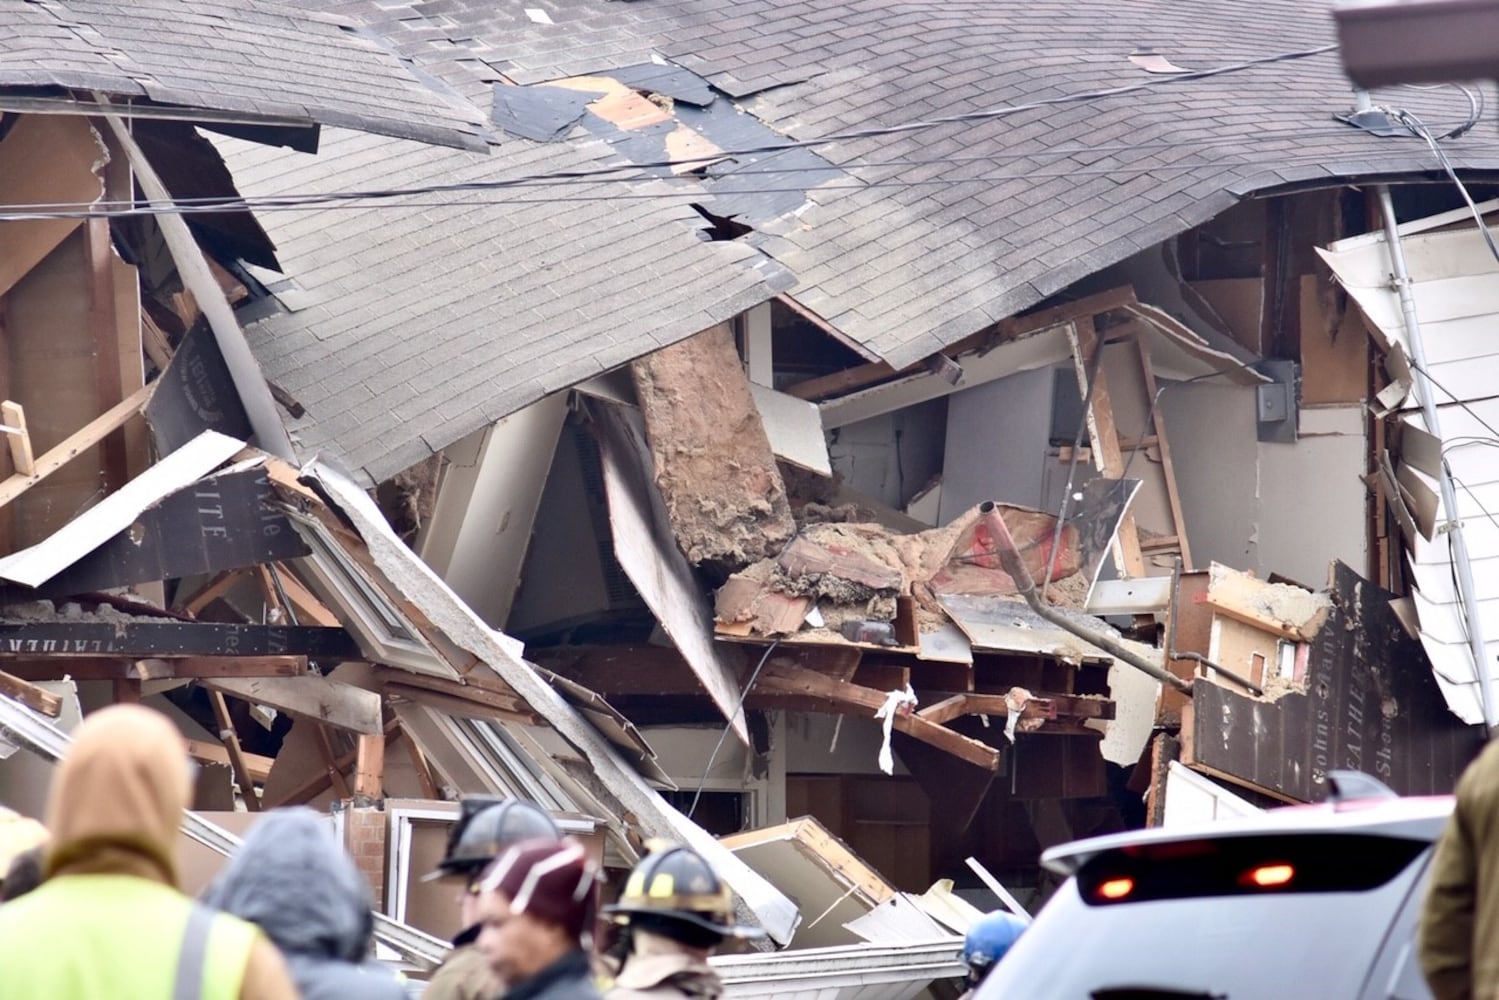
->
[1299,276,1369,405]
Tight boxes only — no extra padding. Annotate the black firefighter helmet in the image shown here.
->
[423,796,561,882]
[603,843,765,944]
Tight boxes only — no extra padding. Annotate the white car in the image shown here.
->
[977,773,1451,999]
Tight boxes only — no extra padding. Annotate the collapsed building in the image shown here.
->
[2,0,1498,992]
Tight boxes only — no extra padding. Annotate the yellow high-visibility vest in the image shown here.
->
[0,873,258,999]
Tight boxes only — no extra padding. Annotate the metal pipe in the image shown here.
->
[1376,186,1496,730]
[980,502,1193,693]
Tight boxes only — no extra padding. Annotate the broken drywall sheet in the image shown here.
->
[749,383,833,477]
[1205,562,1333,641]
[0,431,245,588]
[631,325,795,576]
[294,458,799,943]
[592,399,751,746]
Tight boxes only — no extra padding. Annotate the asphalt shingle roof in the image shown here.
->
[230,0,1499,481]
[0,0,486,150]
[229,128,790,485]
[310,0,1499,367]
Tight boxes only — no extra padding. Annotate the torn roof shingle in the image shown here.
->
[228,127,792,486]
[226,0,1499,481]
[300,0,1499,368]
[0,0,486,150]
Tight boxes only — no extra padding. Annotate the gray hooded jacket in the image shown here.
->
[202,807,409,1000]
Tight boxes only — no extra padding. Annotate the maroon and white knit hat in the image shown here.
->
[476,836,598,939]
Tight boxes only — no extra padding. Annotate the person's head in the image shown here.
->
[425,798,561,927]
[962,910,1027,985]
[201,807,377,964]
[603,842,764,956]
[473,838,596,985]
[45,704,193,885]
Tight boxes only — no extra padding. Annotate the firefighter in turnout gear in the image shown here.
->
[601,843,765,999]
[424,797,562,1000]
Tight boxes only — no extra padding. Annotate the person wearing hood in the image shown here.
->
[202,806,408,1000]
[0,703,297,999]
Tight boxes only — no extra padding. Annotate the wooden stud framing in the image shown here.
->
[1069,317,1146,577]
[0,403,35,476]
[315,725,353,800]
[1133,335,1194,571]
[354,732,385,801]
[401,725,442,800]
[0,381,154,509]
[208,689,261,811]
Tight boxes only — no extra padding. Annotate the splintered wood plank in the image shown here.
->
[0,669,62,716]
[208,689,261,811]
[0,381,154,509]
[354,732,384,800]
[1134,337,1193,571]
[401,726,441,799]
[1,403,35,476]
[1068,318,1145,577]
[203,674,382,735]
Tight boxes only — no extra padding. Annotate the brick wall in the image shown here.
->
[341,801,387,911]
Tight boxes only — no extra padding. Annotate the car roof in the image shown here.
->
[1043,795,1455,877]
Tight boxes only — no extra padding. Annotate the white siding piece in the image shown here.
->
[1322,217,1499,722]
[1161,762,1262,828]
[749,382,833,476]
[0,429,244,587]
[713,939,965,999]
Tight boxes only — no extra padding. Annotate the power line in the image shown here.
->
[0,42,1353,222]
[6,139,1488,221]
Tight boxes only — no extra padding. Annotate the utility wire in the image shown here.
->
[3,145,1473,221]
[0,42,1346,222]
[686,638,778,822]
[1395,108,1499,264]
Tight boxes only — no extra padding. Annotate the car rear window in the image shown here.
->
[976,833,1432,1000]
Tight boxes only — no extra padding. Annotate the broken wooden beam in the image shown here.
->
[0,381,154,509]
[274,720,400,808]
[998,286,1138,340]
[0,402,35,477]
[208,689,262,811]
[4,656,306,682]
[186,739,274,784]
[915,691,1114,727]
[354,732,384,801]
[0,669,61,717]
[0,621,359,660]
[754,661,1000,770]
[202,674,383,735]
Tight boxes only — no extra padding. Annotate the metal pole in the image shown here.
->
[1376,186,1497,730]
[980,502,1193,693]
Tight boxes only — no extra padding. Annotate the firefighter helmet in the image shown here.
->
[603,843,765,940]
[423,797,561,881]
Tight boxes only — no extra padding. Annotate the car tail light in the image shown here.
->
[1096,877,1134,901]
[1244,863,1295,888]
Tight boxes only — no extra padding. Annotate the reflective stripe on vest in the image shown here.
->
[0,874,258,1000]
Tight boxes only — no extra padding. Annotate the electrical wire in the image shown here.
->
[685,638,779,822]
[6,143,1478,221]
[0,42,1347,222]
[1394,108,1499,265]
